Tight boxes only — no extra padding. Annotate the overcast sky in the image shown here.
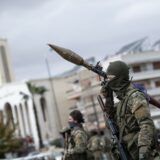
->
[0,0,160,81]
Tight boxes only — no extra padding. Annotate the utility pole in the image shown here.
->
[45,56,62,131]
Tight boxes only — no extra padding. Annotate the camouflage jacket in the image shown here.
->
[100,135,112,152]
[116,85,155,147]
[113,84,158,159]
[87,135,102,151]
[66,126,88,160]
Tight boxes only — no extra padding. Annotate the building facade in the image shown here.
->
[0,82,39,148]
[0,39,15,84]
[0,79,67,149]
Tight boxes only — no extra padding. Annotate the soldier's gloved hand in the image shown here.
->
[100,84,113,98]
[139,146,150,160]
[100,85,108,97]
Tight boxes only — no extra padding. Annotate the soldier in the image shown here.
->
[100,130,113,160]
[66,110,88,160]
[87,130,103,160]
[100,61,160,160]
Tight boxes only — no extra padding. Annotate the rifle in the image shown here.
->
[60,128,71,160]
[63,132,69,160]
[97,94,130,160]
[48,43,160,109]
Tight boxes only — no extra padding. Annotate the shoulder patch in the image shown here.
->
[128,91,148,114]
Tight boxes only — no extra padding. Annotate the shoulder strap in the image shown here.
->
[121,89,138,117]
[117,89,138,142]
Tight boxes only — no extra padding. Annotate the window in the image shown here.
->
[153,61,160,70]
[132,65,141,73]
[155,80,160,87]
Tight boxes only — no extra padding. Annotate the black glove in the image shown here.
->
[100,83,113,98]
[100,85,114,115]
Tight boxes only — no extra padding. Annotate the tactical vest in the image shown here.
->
[116,88,160,160]
[116,89,140,149]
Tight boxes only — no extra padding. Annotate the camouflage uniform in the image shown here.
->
[87,134,103,160]
[100,134,113,160]
[114,84,159,160]
[101,61,160,160]
[66,125,88,160]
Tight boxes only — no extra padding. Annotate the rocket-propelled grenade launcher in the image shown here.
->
[48,44,107,79]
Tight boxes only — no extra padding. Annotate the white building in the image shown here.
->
[0,80,62,149]
[0,82,39,147]
[0,39,15,84]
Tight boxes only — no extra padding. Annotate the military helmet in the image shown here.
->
[107,61,129,79]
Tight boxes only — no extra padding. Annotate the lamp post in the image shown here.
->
[44,56,62,132]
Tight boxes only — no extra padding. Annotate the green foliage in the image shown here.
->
[0,113,21,156]
[26,82,48,95]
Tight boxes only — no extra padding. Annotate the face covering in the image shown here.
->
[68,122,77,128]
[107,77,130,100]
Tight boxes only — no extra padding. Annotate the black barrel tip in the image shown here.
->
[48,43,56,50]
[47,43,52,47]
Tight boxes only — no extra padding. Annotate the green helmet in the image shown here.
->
[107,61,129,79]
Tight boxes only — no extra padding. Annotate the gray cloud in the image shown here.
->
[0,0,160,80]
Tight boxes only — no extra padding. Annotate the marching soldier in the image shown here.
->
[87,130,103,160]
[100,130,113,160]
[66,110,88,160]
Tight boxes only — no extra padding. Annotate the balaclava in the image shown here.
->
[106,61,130,99]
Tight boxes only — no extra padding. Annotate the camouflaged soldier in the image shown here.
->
[66,110,88,160]
[100,61,160,160]
[87,130,103,160]
[100,130,113,160]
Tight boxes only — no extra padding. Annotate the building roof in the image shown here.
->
[152,39,160,50]
[115,37,148,55]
